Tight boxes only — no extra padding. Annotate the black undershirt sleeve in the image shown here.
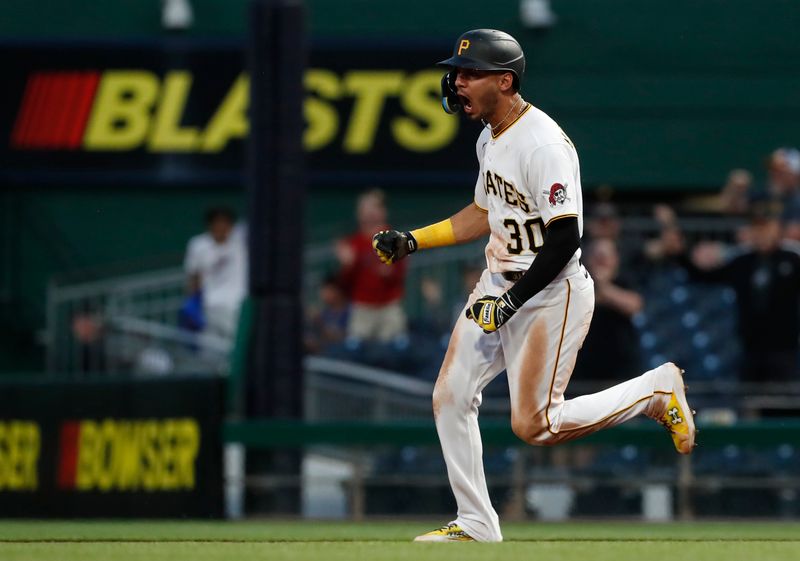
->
[506,216,581,306]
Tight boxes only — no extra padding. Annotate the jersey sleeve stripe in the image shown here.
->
[473,201,489,213]
[544,214,578,228]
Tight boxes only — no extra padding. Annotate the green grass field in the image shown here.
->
[0,520,798,561]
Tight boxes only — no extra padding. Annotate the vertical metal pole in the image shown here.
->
[351,456,366,521]
[678,454,694,520]
[245,0,307,515]
[246,0,306,419]
[504,448,527,521]
[45,280,57,375]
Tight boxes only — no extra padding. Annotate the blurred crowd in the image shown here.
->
[631,146,800,386]
[70,147,800,392]
[304,147,800,396]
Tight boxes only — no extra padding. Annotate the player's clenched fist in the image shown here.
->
[372,230,418,265]
[466,293,522,333]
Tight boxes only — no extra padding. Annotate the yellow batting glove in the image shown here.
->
[465,293,521,333]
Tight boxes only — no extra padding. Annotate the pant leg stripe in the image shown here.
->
[555,390,673,435]
[546,279,571,435]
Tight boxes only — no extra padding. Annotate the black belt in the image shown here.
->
[502,259,584,283]
[502,271,525,282]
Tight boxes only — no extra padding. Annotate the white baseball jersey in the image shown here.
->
[473,104,583,277]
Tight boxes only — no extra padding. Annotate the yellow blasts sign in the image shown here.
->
[11,69,456,155]
[2,42,471,186]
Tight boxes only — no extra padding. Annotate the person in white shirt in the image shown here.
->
[184,206,247,339]
[373,29,696,543]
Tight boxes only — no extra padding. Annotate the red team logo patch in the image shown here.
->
[548,182,569,206]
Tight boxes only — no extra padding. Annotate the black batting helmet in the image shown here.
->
[438,29,526,114]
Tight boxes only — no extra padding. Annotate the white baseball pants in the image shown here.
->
[433,267,675,542]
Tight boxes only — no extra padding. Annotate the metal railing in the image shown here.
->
[303,355,800,420]
[46,267,189,375]
[305,355,509,421]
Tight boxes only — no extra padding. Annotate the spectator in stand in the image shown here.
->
[418,276,451,340]
[761,148,800,241]
[643,204,686,265]
[71,308,105,373]
[761,148,800,204]
[586,202,621,242]
[336,189,408,342]
[584,202,647,281]
[717,169,754,215]
[672,203,800,383]
[685,168,754,216]
[183,206,248,340]
[305,274,350,354]
[573,238,644,383]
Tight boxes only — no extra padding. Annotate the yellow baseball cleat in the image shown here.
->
[659,366,697,454]
[414,523,475,542]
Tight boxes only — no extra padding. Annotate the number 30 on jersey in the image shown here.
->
[503,217,545,255]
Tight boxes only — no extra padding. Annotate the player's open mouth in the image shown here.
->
[459,95,473,113]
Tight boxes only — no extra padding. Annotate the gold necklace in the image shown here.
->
[487,95,525,133]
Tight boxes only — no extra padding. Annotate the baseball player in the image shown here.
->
[372,29,696,542]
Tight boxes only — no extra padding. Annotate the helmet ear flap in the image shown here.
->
[441,71,461,114]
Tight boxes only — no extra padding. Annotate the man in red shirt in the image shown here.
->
[336,189,408,341]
